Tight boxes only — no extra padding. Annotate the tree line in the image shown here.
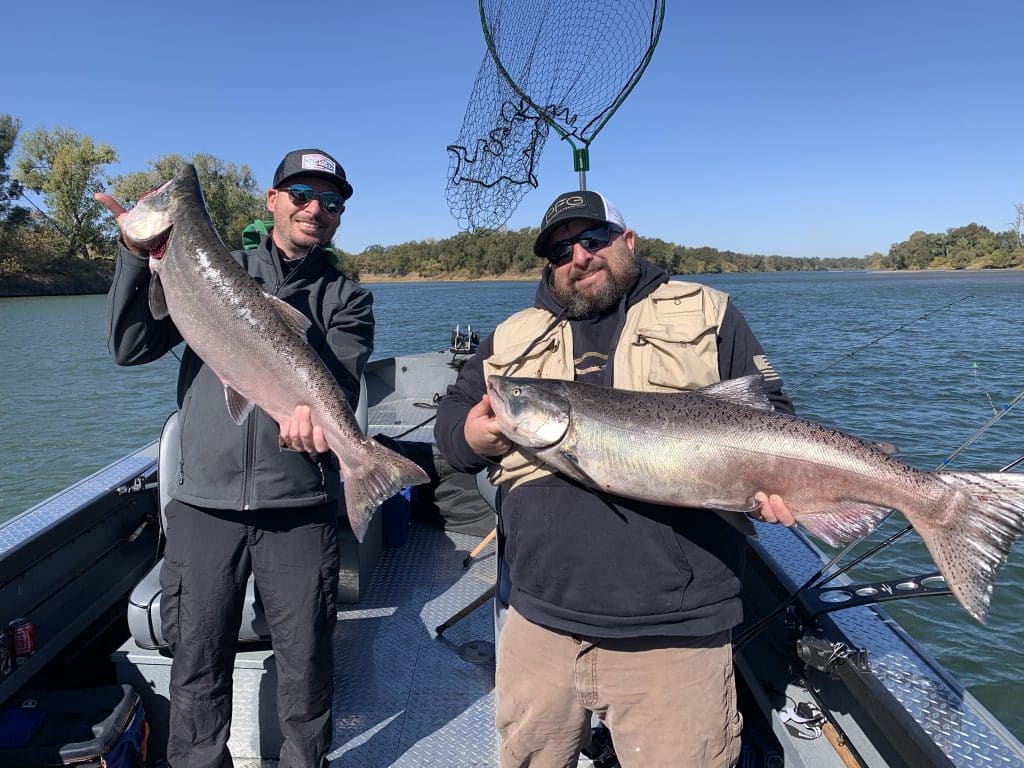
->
[2,114,1022,296]
[349,228,871,278]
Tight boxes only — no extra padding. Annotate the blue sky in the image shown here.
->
[5,1,1021,260]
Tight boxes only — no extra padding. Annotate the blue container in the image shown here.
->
[381,487,413,548]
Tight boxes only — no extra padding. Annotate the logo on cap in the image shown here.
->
[301,154,337,176]
[545,194,589,225]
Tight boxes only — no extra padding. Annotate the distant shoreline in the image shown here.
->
[359,271,542,284]
[2,265,1021,299]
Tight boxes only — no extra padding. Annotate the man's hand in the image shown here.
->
[751,492,797,526]
[93,190,151,257]
[279,405,329,454]
[464,393,513,458]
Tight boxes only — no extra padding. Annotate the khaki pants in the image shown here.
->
[496,608,742,768]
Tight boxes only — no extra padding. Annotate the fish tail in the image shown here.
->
[341,439,430,543]
[917,472,1024,623]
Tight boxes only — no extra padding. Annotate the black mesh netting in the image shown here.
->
[446,0,665,232]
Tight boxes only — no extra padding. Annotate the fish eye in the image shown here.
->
[511,387,521,397]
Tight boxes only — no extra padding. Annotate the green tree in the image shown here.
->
[15,126,117,260]
[0,115,28,226]
[944,223,1000,269]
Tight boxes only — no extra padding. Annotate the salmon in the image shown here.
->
[487,374,1024,622]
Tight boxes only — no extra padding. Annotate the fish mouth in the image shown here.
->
[143,228,171,261]
[486,377,506,409]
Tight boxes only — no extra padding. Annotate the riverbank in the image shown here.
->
[0,260,115,297]
[359,270,541,284]
[0,265,545,297]
[4,264,1021,298]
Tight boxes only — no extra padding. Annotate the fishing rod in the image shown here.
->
[17,189,72,239]
[788,295,973,392]
[733,389,1024,652]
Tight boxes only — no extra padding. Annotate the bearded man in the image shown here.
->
[435,189,797,768]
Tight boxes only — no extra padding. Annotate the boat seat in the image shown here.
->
[128,377,374,650]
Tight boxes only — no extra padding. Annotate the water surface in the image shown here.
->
[1,271,1022,739]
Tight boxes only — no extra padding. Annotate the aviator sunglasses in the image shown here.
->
[547,224,622,265]
[277,184,345,214]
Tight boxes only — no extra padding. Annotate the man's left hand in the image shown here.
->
[279,405,330,454]
[751,492,797,526]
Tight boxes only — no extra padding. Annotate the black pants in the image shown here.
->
[160,499,340,768]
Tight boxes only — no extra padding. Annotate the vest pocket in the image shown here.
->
[635,323,720,391]
[484,334,562,380]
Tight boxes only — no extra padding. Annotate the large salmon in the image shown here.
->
[486,374,1024,622]
[120,163,427,541]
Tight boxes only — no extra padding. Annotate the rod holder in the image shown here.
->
[802,571,951,617]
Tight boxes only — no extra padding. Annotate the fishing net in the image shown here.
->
[446,0,666,232]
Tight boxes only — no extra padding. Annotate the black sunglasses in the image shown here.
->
[277,184,345,214]
[547,224,622,264]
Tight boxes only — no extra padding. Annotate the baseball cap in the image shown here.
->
[533,190,627,257]
[273,149,354,200]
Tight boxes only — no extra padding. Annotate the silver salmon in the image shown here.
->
[486,374,1024,622]
[121,163,427,541]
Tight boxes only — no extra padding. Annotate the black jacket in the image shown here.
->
[107,234,374,511]
[435,260,793,638]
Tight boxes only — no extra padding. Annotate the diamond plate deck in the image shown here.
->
[330,522,497,767]
[334,355,604,767]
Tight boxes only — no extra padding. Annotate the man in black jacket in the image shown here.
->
[435,190,795,768]
[100,149,372,768]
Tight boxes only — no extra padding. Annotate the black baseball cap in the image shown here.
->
[533,190,627,257]
[273,149,354,200]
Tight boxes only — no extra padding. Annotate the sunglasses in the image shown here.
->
[277,184,345,214]
[547,225,621,264]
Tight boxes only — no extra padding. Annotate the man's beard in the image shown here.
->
[551,255,641,320]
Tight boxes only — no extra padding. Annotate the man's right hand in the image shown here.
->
[464,393,514,458]
[94,191,148,257]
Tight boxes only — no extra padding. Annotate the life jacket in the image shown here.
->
[484,281,729,490]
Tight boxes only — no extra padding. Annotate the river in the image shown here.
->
[1,270,1022,739]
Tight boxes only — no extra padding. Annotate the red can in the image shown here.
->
[8,618,36,664]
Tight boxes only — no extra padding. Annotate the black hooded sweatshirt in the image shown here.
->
[434,259,793,638]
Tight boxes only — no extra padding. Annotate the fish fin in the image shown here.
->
[870,441,898,456]
[914,472,1024,623]
[265,293,312,339]
[705,497,760,514]
[148,273,170,320]
[559,451,608,489]
[341,439,430,542]
[796,502,891,547]
[224,386,255,426]
[696,375,773,411]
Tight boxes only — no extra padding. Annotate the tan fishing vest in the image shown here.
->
[484,281,730,489]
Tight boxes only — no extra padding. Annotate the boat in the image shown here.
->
[1,327,1023,767]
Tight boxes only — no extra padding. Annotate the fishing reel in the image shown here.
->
[449,324,480,356]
